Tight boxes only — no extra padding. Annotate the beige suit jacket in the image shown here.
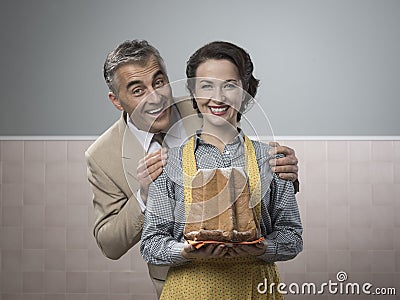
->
[85,98,199,295]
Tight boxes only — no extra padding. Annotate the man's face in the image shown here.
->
[109,55,173,133]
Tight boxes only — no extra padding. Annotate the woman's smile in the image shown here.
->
[208,105,230,116]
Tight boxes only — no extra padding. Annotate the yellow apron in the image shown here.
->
[160,136,283,300]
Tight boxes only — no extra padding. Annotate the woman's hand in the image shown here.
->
[226,240,267,257]
[181,240,267,260]
[181,243,228,260]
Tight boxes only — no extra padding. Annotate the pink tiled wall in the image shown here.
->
[0,139,399,299]
[0,140,156,300]
[275,140,400,300]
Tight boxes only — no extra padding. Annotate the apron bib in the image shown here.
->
[161,136,283,300]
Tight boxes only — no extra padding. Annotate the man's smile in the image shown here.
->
[146,106,164,116]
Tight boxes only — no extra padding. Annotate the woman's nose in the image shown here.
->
[212,88,226,103]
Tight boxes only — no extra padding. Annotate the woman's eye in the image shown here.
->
[224,83,236,89]
[200,84,213,89]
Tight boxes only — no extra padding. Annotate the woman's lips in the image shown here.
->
[208,105,229,116]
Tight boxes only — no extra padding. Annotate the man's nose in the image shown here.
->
[146,88,163,104]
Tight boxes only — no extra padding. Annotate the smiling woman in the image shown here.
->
[192,59,244,148]
[140,41,303,300]
[195,62,242,114]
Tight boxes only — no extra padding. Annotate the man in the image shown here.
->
[85,39,299,297]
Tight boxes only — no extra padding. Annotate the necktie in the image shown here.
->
[152,132,165,146]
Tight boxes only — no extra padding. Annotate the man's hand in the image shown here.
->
[181,243,228,260]
[136,148,168,203]
[268,142,298,182]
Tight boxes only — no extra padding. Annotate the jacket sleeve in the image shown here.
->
[86,151,144,260]
[140,167,189,266]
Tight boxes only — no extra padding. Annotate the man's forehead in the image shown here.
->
[116,56,165,79]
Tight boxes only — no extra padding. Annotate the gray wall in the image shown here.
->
[1,0,399,136]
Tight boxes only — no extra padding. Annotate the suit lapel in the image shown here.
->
[120,112,145,194]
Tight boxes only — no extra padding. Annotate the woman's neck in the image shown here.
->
[200,122,238,152]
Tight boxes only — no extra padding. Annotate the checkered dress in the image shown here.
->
[140,131,303,299]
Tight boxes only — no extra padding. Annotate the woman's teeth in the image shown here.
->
[209,106,228,113]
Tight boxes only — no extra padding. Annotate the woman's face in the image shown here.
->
[194,59,244,128]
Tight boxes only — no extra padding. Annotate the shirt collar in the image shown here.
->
[127,104,184,152]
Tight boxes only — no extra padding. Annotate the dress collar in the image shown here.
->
[193,128,244,150]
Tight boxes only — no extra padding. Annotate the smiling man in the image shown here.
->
[85,39,299,298]
[108,55,173,133]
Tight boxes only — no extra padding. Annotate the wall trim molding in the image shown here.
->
[1,136,400,141]
[0,136,99,141]
[259,136,400,141]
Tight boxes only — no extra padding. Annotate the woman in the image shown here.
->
[141,41,303,299]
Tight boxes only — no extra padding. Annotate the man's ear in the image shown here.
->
[109,92,123,111]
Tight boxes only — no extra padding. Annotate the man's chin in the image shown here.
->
[149,116,171,133]
[131,107,172,132]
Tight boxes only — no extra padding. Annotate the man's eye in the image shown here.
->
[154,79,165,88]
[132,88,144,95]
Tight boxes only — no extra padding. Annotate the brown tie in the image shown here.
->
[152,132,165,146]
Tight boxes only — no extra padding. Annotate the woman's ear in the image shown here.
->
[109,92,123,111]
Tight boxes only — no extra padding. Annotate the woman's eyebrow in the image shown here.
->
[199,79,214,83]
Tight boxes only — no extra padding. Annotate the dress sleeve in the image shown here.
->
[258,173,303,263]
[140,170,190,266]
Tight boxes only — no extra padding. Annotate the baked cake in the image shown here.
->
[184,168,260,243]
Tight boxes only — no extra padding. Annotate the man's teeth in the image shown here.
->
[210,106,228,113]
[148,107,163,114]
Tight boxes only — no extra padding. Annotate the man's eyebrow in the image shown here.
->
[125,69,166,90]
[126,80,142,90]
[153,70,165,80]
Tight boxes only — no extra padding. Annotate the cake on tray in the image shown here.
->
[184,167,260,243]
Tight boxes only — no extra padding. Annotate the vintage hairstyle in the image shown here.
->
[186,41,260,121]
[103,39,166,95]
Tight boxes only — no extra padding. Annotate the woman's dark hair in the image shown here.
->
[186,41,259,121]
